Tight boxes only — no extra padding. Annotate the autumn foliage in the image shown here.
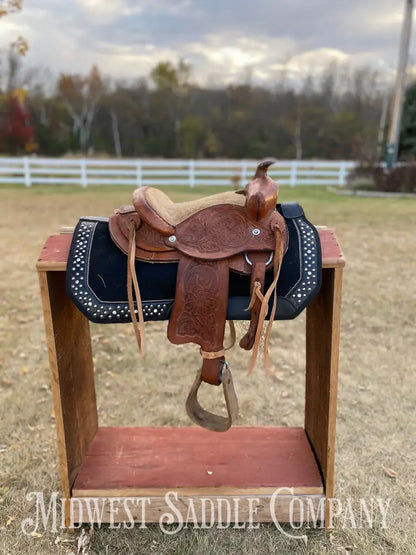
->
[0,95,35,153]
[0,0,23,18]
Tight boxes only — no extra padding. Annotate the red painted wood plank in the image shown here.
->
[73,427,322,492]
[37,234,72,265]
[37,229,343,270]
[319,229,345,267]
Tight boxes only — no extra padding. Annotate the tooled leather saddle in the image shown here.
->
[66,159,322,432]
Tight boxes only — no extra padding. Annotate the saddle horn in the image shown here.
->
[242,158,279,221]
[254,158,276,177]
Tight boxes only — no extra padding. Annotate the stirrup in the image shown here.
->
[185,363,239,432]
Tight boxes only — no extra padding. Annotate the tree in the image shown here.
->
[399,80,416,158]
[27,88,70,155]
[0,1,27,91]
[0,49,390,160]
[150,60,191,92]
[57,65,104,152]
[0,90,35,153]
[2,36,28,92]
[149,60,195,156]
[92,79,153,157]
[0,0,22,18]
[0,1,33,155]
[178,115,216,158]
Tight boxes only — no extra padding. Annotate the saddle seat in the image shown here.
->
[133,187,246,236]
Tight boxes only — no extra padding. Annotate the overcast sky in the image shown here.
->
[2,0,415,86]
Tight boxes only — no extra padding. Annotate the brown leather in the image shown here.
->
[110,208,287,265]
[239,253,268,350]
[167,256,229,352]
[132,188,176,236]
[110,211,178,257]
[241,159,279,221]
[201,358,224,386]
[133,187,246,227]
[109,160,288,432]
[168,205,280,260]
[127,223,145,354]
[247,227,284,375]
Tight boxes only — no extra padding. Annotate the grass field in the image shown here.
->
[0,183,415,554]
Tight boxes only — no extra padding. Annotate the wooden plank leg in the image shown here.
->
[38,270,98,526]
[304,267,343,528]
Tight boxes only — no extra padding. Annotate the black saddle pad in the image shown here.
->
[66,202,321,323]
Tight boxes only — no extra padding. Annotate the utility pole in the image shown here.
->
[386,0,414,169]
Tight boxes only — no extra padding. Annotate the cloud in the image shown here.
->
[2,0,415,87]
[76,0,194,23]
[76,0,137,24]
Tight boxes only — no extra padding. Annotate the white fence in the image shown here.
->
[0,157,356,188]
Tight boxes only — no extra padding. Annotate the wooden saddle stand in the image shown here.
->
[38,159,344,527]
[66,159,321,432]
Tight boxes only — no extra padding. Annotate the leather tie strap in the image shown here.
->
[127,222,145,356]
[239,255,267,351]
[246,280,264,310]
[247,227,284,375]
[186,362,239,432]
[225,320,236,350]
[263,228,285,372]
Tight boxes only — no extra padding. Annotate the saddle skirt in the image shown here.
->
[67,204,320,323]
[66,161,322,432]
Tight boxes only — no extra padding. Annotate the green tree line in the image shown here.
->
[2,53,415,160]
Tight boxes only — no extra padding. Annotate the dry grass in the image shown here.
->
[0,184,415,554]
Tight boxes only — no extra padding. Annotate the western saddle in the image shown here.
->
[109,159,288,432]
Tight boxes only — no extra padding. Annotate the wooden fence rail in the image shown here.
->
[0,157,356,188]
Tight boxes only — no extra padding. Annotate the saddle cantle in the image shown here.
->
[66,160,322,432]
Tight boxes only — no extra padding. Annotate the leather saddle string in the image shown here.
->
[264,229,285,373]
[127,222,145,356]
[247,227,284,375]
[225,320,236,351]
